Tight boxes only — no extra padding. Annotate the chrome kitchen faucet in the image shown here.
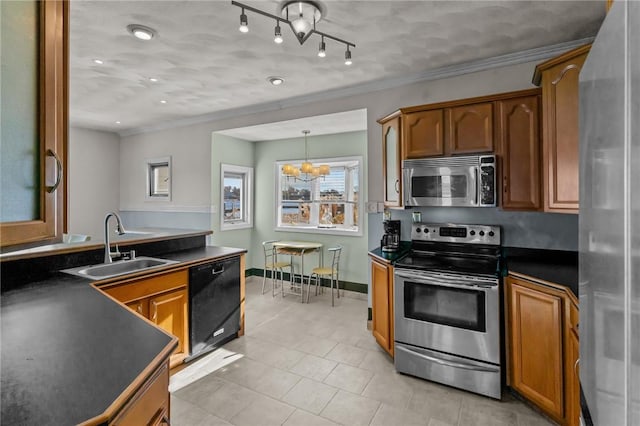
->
[103,212,126,263]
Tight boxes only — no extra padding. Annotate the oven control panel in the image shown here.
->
[411,223,501,245]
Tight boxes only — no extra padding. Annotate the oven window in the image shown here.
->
[411,175,468,199]
[404,281,486,332]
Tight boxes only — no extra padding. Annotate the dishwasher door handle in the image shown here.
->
[211,265,225,275]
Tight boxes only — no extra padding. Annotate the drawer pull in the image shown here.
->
[574,358,580,375]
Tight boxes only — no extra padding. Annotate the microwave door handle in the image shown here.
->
[473,167,479,205]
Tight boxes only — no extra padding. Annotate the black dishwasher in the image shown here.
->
[187,256,241,361]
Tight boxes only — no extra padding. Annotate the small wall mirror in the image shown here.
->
[146,156,171,200]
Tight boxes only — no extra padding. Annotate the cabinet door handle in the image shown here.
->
[395,179,399,194]
[574,358,580,375]
[161,415,171,425]
[503,176,508,193]
[45,149,63,193]
[136,304,142,314]
[151,301,157,321]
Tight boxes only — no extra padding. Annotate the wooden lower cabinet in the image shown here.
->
[149,288,188,357]
[370,256,394,356]
[101,269,190,368]
[566,301,580,426]
[111,361,170,426]
[506,274,580,426]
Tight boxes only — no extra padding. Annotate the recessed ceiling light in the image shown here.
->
[149,77,159,82]
[160,100,167,104]
[93,59,104,65]
[115,121,121,124]
[267,76,285,86]
[127,24,157,41]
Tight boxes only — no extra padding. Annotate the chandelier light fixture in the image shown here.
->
[231,0,355,65]
[282,130,330,182]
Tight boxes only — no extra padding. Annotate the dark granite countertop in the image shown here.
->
[503,247,578,297]
[368,242,412,264]
[0,245,247,425]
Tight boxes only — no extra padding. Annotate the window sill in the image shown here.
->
[275,225,362,237]
[221,222,253,231]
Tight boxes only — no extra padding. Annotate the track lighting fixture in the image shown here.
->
[318,36,326,58]
[239,9,248,33]
[232,0,355,64]
[274,21,283,44]
[344,46,352,65]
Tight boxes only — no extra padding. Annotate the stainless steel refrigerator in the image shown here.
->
[579,1,639,424]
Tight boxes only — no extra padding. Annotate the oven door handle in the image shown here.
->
[395,271,496,289]
[396,345,500,373]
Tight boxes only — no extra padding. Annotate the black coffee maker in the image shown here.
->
[381,220,401,252]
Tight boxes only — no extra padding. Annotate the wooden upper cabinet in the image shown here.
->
[402,110,444,158]
[446,102,494,154]
[507,276,565,423]
[380,116,402,207]
[497,94,542,210]
[534,44,590,213]
[0,0,68,248]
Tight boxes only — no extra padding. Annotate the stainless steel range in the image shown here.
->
[394,222,502,399]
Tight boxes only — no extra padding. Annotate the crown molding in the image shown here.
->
[119,37,594,138]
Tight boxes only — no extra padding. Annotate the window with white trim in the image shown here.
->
[275,157,361,235]
[221,164,253,230]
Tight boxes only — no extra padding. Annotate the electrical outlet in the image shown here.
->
[366,202,378,213]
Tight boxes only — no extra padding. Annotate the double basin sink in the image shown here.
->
[63,257,178,280]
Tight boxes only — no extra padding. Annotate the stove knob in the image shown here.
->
[424,228,429,233]
[479,231,485,236]
[470,230,476,236]
[489,231,495,237]
[415,228,422,233]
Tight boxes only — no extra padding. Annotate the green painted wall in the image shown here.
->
[210,133,256,267]
[251,131,368,285]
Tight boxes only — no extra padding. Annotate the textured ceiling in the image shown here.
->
[69,0,605,135]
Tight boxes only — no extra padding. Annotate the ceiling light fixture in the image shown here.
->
[231,0,355,64]
[160,100,167,104]
[344,46,352,66]
[274,21,283,44]
[239,8,249,33]
[115,121,121,124]
[126,24,157,41]
[282,130,330,182]
[268,76,285,86]
[149,77,159,82]
[93,59,104,65]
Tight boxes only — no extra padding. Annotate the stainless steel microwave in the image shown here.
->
[402,155,496,207]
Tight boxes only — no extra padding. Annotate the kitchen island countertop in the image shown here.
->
[0,244,246,425]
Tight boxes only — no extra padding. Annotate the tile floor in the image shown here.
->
[170,276,554,426]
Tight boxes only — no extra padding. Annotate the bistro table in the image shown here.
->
[272,241,323,302]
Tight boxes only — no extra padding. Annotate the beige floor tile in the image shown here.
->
[408,386,463,425]
[517,412,555,426]
[250,366,302,399]
[358,348,396,373]
[245,337,307,370]
[323,363,374,394]
[325,342,369,366]
[370,403,428,426]
[282,377,339,415]
[213,356,270,389]
[282,409,340,426]
[172,374,226,407]
[320,389,381,425]
[170,395,233,426]
[289,353,338,382]
[194,381,259,420]
[293,335,339,357]
[458,394,518,426]
[362,372,414,409]
[427,419,456,426]
[228,394,296,426]
[355,336,382,352]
